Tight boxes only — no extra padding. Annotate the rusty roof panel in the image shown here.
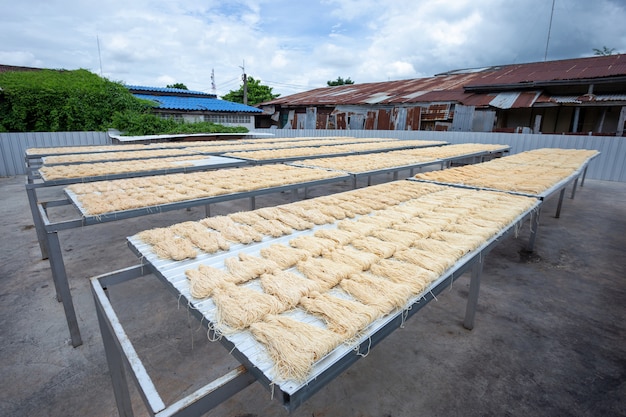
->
[260,54,626,108]
[464,54,626,88]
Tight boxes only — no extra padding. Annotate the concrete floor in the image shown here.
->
[1,174,625,417]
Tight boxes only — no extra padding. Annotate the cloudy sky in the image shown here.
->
[2,0,625,98]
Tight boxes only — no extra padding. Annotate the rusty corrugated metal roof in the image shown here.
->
[463,54,626,89]
[261,54,626,109]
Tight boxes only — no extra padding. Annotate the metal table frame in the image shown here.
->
[411,153,599,220]
[290,146,511,189]
[30,170,350,347]
[91,197,540,416]
[26,156,249,260]
[223,142,449,164]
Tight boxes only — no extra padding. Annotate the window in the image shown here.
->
[204,114,251,124]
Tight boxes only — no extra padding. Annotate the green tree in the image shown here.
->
[221,76,279,105]
[0,69,150,132]
[327,76,354,86]
[166,83,188,90]
[593,46,616,56]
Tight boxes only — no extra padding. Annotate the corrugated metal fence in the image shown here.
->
[1,130,624,181]
[0,131,110,176]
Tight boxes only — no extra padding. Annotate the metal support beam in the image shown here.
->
[527,208,541,252]
[463,256,485,330]
[46,229,82,347]
[554,188,566,218]
[25,185,49,259]
[570,177,579,200]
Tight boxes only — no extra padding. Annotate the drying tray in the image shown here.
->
[63,172,351,226]
[222,141,448,164]
[410,152,599,200]
[289,145,511,177]
[124,196,540,411]
[35,155,247,186]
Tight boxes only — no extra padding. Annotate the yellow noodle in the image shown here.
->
[370,259,436,294]
[369,228,418,249]
[393,247,453,275]
[212,282,285,332]
[185,264,235,299]
[299,292,380,339]
[314,228,359,245]
[259,244,310,269]
[350,236,398,258]
[224,253,280,283]
[296,257,357,290]
[289,235,339,256]
[325,246,380,271]
[251,218,293,237]
[340,273,413,315]
[249,315,343,382]
[260,270,321,308]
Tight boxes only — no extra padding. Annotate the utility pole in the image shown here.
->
[240,60,248,105]
[211,68,216,95]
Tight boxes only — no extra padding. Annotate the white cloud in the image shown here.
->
[1,0,625,97]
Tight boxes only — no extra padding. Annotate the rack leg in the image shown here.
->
[527,208,540,252]
[463,256,484,330]
[570,177,579,199]
[46,230,82,347]
[554,188,565,218]
[26,187,49,259]
[580,166,589,187]
[95,292,135,417]
[249,196,256,210]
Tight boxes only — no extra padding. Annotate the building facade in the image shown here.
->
[127,85,262,130]
[258,54,626,136]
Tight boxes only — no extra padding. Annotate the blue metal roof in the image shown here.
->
[126,85,213,96]
[133,94,263,113]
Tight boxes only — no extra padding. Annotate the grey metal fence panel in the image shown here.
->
[1,129,623,181]
[0,131,110,176]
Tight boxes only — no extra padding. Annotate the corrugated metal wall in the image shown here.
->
[0,131,110,176]
[1,130,624,182]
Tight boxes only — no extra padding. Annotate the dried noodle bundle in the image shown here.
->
[249,315,343,382]
[260,270,321,308]
[296,257,357,290]
[170,221,230,254]
[200,216,262,244]
[224,253,280,283]
[370,259,436,294]
[340,273,413,315]
[369,228,419,249]
[289,235,339,256]
[393,247,454,276]
[314,228,359,245]
[259,244,310,268]
[299,292,380,338]
[350,236,399,258]
[185,264,235,299]
[251,218,293,237]
[212,283,285,331]
[325,246,379,271]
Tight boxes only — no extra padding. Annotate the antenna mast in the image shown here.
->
[96,35,103,76]
[211,68,216,95]
[544,0,556,61]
